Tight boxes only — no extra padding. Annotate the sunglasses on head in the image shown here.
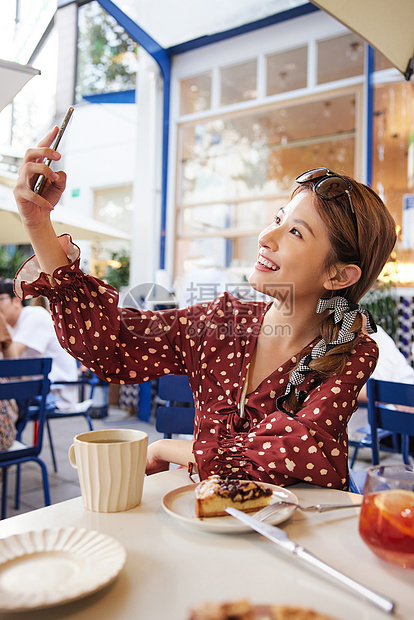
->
[295,167,359,251]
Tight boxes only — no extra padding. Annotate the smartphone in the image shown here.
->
[33,106,74,196]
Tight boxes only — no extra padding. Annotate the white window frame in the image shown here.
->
[166,10,366,277]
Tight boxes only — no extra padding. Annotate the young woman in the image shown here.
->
[13,127,396,489]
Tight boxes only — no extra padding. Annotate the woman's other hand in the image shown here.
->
[13,127,67,229]
[145,438,195,476]
[146,440,171,475]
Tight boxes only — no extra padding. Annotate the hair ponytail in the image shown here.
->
[309,312,362,376]
[277,297,374,416]
[281,313,364,415]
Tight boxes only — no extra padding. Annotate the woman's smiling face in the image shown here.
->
[249,191,336,303]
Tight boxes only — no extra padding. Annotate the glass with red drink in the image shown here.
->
[359,464,414,568]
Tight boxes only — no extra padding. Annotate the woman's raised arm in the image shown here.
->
[13,128,70,275]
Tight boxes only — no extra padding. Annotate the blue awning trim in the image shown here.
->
[168,4,320,55]
[97,0,170,80]
[82,89,135,104]
[366,45,375,186]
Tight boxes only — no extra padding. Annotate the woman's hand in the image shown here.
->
[146,440,171,475]
[145,439,195,476]
[12,128,71,276]
[13,127,67,230]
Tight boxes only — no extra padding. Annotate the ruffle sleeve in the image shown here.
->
[13,237,229,387]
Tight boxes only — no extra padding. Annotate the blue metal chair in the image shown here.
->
[0,357,52,519]
[349,470,368,494]
[348,413,399,469]
[367,379,414,465]
[349,379,414,494]
[44,374,100,472]
[155,375,195,438]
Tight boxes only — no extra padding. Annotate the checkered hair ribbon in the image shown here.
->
[276,296,377,416]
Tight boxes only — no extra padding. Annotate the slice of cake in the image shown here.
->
[195,475,272,518]
[188,599,337,620]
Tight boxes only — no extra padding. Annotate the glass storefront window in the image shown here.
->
[180,72,212,114]
[178,93,357,208]
[372,80,414,284]
[317,33,365,84]
[266,46,307,95]
[174,31,368,282]
[176,91,358,277]
[94,185,134,232]
[220,59,257,106]
[177,200,284,236]
[76,1,138,103]
[176,236,230,271]
[91,185,133,278]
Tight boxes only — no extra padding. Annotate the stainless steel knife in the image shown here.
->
[226,507,394,615]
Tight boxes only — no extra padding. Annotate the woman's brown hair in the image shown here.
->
[285,174,396,413]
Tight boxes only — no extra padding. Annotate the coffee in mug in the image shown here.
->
[69,428,148,512]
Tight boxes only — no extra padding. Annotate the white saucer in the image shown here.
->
[0,527,127,611]
[162,482,298,533]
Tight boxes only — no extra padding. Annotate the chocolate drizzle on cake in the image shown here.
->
[215,478,272,502]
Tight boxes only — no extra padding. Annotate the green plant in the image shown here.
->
[0,246,32,279]
[76,1,138,102]
[361,282,397,340]
[104,250,130,289]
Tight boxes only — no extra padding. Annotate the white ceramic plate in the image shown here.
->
[162,482,298,533]
[0,527,127,612]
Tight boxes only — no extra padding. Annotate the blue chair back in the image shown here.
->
[350,378,414,494]
[156,375,195,438]
[367,378,414,466]
[0,357,52,518]
[0,357,52,458]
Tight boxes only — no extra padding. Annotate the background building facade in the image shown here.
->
[0,1,413,307]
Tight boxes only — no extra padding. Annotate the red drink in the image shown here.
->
[359,490,414,568]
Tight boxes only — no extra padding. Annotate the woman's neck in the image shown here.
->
[263,294,326,351]
[245,297,326,394]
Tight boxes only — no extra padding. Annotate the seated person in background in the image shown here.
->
[358,325,414,403]
[0,311,19,450]
[31,295,50,311]
[0,279,78,411]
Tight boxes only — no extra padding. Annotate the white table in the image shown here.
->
[0,468,413,620]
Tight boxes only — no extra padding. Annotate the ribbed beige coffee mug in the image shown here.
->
[69,429,148,512]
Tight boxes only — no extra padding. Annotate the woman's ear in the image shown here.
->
[323,264,361,292]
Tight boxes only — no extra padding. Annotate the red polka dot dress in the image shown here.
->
[15,236,379,490]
